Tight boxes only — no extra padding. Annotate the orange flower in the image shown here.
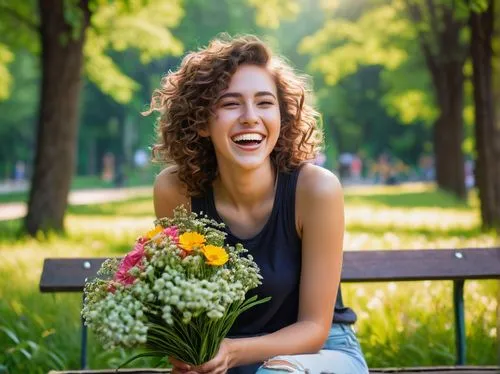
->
[178,232,206,252]
[202,245,229,266]
[144,225,164,244]
[145,225,163,239]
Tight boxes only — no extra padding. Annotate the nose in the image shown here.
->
[239,103,259,126]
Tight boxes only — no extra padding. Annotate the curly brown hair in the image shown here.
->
[146,34,323,196]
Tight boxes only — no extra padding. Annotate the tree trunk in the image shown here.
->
[469,0,500,231]
[431,62,466,200]
[24,0,90,235]
[406,1,467,199]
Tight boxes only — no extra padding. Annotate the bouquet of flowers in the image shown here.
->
[82,206,269,367]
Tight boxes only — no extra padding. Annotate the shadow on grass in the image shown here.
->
[0,219,24,242]
[0,191,27,204]
[345,190,471,210]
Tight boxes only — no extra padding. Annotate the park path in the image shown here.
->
[0,186,152,221]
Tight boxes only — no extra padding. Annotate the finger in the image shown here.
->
[171,369,188,374]
[191,370,213,374]
[169,356,192,371]
[172,367,190,374]
[194,360,220,374]
[193,363,213,373]
[210,368,227,374]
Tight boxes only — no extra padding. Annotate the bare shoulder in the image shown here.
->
[297,163,343,200]
[153,165,190,219]
[296,163,344,230]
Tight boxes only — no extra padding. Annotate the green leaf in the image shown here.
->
[83,0,184,103]
[0,44,14,101]
[0,326,20,345]
[117,350,167,369]
[247,0,300,29]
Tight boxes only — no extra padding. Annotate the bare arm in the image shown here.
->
[195,164,345,371]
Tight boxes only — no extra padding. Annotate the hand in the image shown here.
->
[169,356,193,374]
[191,338,234,374]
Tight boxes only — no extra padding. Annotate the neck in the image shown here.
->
[213,162,277,210]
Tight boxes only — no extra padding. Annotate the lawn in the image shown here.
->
[0,183,498,373]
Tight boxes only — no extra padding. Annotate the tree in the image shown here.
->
[469,0,500,230]
[404,0,469,199]
[300,0,469,198]
[75,0,300,179]
[24,0,92,235]
[0,0,300,236]
[0,0,184,235]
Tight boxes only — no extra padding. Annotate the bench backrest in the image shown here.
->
[39,247,500,292]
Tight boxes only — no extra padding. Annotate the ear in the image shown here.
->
[198,126,210,138]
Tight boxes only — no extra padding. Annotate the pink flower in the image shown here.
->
[113,242,145,286]
[163,226,179,244]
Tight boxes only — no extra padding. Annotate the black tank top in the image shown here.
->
[191,166,357,338]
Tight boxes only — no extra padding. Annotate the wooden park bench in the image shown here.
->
[40,247,500,374]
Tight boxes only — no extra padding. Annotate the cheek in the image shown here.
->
[266,111,281,132]
[213,113,238,132]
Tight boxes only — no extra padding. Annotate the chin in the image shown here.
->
[232,157,268,171]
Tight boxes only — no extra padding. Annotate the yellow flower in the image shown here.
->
[145,225,163,240]
[179,232,206,252]
[202,245,229,266]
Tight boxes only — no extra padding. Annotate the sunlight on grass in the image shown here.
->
[345,182,436,196]
[66,215,154,237]
[346,206,480,233]
[342,279,498,366]
[1,184,498,372]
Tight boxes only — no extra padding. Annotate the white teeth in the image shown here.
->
[231,133,264,142]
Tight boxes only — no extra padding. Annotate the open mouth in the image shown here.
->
[231,133,265,147]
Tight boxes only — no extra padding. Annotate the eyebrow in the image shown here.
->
[217,91,277,101]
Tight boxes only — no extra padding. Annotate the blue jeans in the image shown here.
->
[256,324,368,374]
[230,324,369,374]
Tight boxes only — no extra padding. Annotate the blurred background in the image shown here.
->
[0,0,499,372]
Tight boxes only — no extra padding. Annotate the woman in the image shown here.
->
[148,34,368,374]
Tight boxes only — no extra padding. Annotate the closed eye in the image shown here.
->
[259,101,274,106]
[221,102,239,108]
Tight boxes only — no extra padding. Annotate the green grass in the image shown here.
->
[0,191,27,204]
[0,183,499,372]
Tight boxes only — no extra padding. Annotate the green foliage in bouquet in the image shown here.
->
[82,206,270,367]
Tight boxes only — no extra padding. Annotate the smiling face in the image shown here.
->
[203,64,281,172]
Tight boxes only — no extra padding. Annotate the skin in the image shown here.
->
[153,64,345,374]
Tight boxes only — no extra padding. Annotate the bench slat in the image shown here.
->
[39,248,500,293]
[342,248,500,282]
[40,257,108,292]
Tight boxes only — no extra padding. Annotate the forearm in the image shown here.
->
[227,320,328,368]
